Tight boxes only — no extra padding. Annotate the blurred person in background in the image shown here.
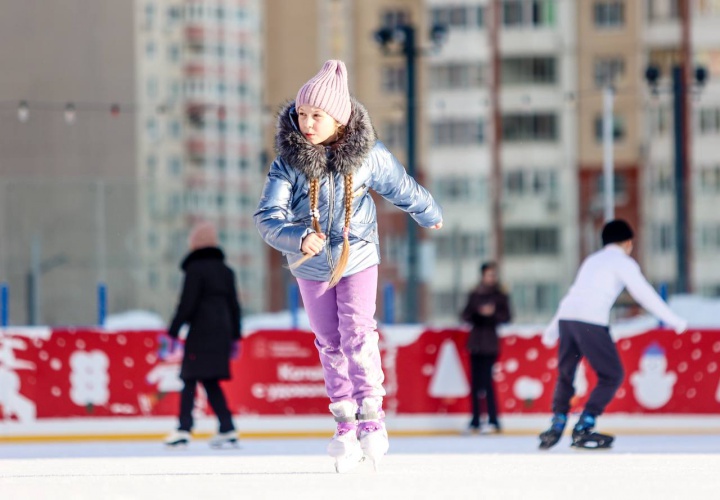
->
[164,221,242,449]
[461,262,512,435]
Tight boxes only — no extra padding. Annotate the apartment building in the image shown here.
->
[137,0,265,318]
[642,0,720,297]
[424,0,580,324]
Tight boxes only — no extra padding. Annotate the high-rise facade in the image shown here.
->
[424,0,580,323]
[137,0,265,318]
[642,0,720,297]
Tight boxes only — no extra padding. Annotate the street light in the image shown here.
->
[644,63,708,294]
[374,22,447,323]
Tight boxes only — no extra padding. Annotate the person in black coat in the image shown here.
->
[460,262,512,434]
[164,221,242,448]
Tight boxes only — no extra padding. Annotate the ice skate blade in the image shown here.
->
[333,452,364,473]
[210,439,240,450]
[164,442,188,450]
[571,444,613,451]
[571,435,614,450]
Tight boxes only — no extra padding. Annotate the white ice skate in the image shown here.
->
[328,401,364,473]
[357,398,389,472]
[209,430,240,449]
[164,430,190,449]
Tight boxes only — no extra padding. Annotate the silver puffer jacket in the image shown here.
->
[254,98,443,281]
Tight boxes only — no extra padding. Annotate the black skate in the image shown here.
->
[571,428,614,450]
[538,414,567,450]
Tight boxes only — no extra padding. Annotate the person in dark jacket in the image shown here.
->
[163,221,242,449]
[460,262,512,434]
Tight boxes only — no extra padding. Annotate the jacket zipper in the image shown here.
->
[325,173,336,271]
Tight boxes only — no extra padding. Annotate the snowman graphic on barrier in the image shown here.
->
[0,334,37,422]
[630,342,677,410]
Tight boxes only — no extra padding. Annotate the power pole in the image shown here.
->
[402,24,419,323]
[489,0,503,264]
[676,0,692,293]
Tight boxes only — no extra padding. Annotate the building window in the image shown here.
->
[435,231,488,259]
[697,224,720,251]
[502,1,556,27]
[434,176,488,204]
[145,3,155,28]
[145,41,156,58]
[431,119,485,145]
[383,122,406,149]
[501,56,557,85]
[698,165,720,194]
[502,113,558,142]
[168,44,181,63]
[651,223,674,253]
[594,114,626,142]
[504,227,560,255]
[381,9,410,29]
[510,282,561,314]
[431,6,472,28]
[381,65,406,92]
[169,157,182,176]
[594,1,625,28]
[503,1,525,25]
[430,62,486,89]
[477,6,486,27]
[594,57,625,87]
[504,169,558,197]
[699,107,720,134]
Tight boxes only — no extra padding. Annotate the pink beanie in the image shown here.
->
[295,60,351,126]
[188,221,218,250]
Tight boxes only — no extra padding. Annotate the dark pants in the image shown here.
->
[469,353,499,427]
[552,320,624,417]
[179,378,235,433]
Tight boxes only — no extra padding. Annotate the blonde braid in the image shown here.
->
[329,173,352,287]
[289,178,321,270]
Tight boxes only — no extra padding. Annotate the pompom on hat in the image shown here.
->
[188,221,219,250]
[601,219,634,246]
[295,60,352,126]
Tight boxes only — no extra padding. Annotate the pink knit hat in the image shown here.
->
[295,60,351,126]
[188,221,218,250]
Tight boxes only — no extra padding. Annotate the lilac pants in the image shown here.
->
[297,265,385,404]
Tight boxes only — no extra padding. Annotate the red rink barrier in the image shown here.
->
[1,327,719,424]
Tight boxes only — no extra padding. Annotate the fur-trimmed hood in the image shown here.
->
[274,97,377,178]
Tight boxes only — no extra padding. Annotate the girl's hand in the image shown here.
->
[301,232,327,255]
[429,222,443,230]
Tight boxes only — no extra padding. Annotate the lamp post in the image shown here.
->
[645,64,707,294]
[374,22,447,324]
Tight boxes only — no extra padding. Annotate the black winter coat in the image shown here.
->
[168,247,242,380]
[461,285,512,356]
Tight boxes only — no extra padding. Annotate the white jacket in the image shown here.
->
[542,245,687,347]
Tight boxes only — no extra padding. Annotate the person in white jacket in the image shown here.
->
[538,219,687,450]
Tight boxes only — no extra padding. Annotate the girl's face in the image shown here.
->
[297,105,339,145]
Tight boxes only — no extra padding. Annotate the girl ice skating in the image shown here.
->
[254,60,443,471]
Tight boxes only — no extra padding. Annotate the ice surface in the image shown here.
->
[1,435,719,499]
